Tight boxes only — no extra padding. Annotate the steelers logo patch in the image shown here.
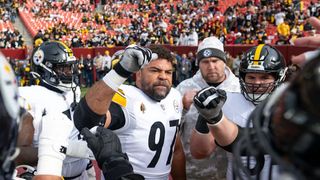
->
[203,49,212,57]
[33,49,44,65]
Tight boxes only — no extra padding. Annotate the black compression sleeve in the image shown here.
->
[215,125,244,153]
[73,97,106,130]
[108,102,126,130]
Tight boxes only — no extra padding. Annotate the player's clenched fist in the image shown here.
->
[193,87,227,125]
[114,45,153,78]
[103,45,154,91]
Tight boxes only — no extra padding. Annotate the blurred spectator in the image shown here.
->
[83,54,93,87]
[187,51,197,76]
[103,50,112,73]
[93,52,106,80]
[177,53,192,83]
[277,19,291,38]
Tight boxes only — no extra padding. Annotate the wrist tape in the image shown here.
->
[102,70,127,91]
[206,111,224,126]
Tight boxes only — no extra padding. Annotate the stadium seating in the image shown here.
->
[17,0,317,47]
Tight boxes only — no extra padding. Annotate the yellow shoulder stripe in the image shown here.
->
[112,89,126,107]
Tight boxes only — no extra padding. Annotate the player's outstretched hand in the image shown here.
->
[193,87,227,125]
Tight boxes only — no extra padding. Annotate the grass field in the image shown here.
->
[80,87,89,97]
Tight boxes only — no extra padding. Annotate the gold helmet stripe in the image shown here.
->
[53,40,74,57]
[253,44,265,65]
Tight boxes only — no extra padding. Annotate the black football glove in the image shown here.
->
[193,87,227,125]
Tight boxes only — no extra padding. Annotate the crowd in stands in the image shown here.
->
[21,0,317,48]
[0,0,25,48]
[0,0,315,49]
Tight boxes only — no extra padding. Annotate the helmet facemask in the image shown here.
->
[40,59,77,93]
[239,44,287,105]
[240,78,276,105]
[240,70,287,105]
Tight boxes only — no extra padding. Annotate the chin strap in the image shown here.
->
[70,75,78,111]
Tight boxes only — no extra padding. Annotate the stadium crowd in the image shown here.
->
[0,0,317,49]
[0,0,25,48]
[16,0,317,48]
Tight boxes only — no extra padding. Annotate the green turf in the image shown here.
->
[80,87,89,97]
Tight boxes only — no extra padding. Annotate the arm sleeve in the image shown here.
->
[108,102,126,130]
[215,126,265,156]
[215,125,244,153]
[73,97,106,130]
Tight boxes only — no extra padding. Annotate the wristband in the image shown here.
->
[195,116,209,134]
[102,70,127,91]
[206,111,224,126]
[113,63,132,78]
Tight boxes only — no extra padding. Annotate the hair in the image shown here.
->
[148,45,174,64]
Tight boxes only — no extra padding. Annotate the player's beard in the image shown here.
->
[141,80,171,102]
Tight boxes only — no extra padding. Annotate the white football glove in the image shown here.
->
[193,87,227,125]
[114,45,152,77]
[37,113,73,176]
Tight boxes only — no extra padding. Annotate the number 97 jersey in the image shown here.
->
[113,85,183,180]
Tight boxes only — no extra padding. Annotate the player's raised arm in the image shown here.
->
[190,87,239,158]
[74,45,152,130]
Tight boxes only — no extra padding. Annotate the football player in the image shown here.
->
[16,41,93,179]
[190,44,288,179]
[191,48,320,180]
[74,45,186,179]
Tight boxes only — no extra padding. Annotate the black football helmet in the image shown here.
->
[233,53,320,179]
[31,41,77,93]
[239,44,287,105]
[0,54,20,179]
